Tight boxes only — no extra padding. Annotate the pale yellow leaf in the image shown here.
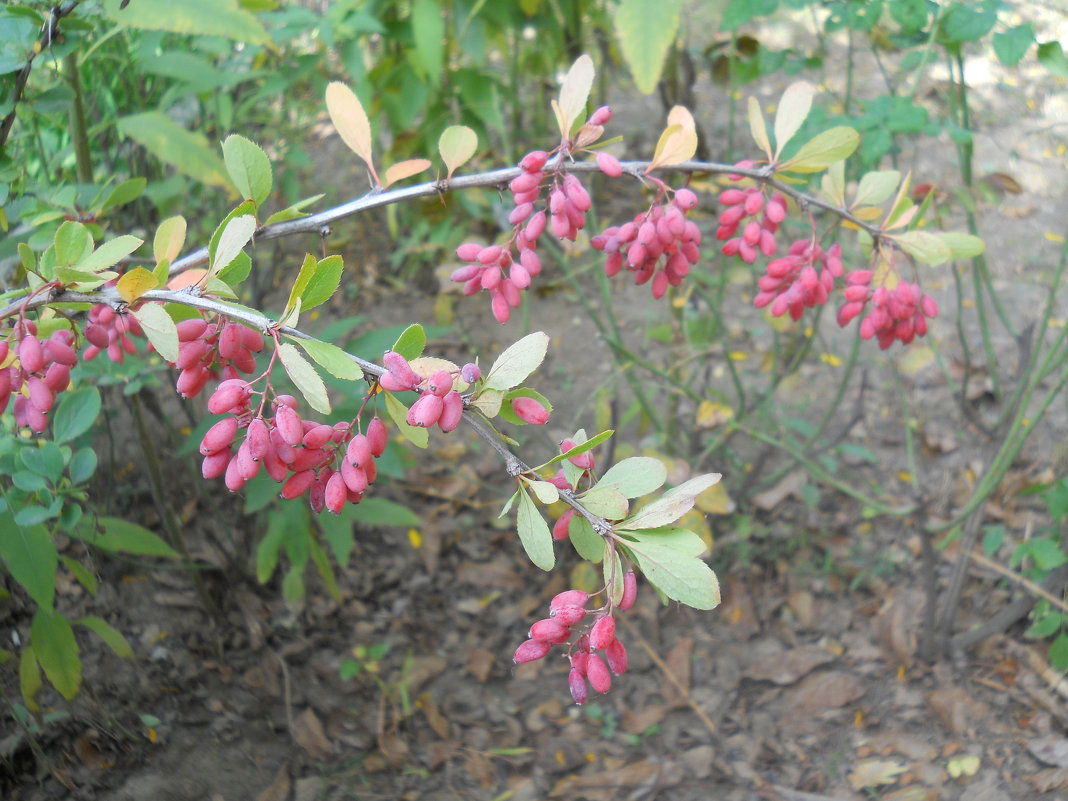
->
[438,125,477,181]
[774,81,816,159]
[383,158,431,187]
[557,54,595,138]
[748,96,771,158]
[325,81,375,180]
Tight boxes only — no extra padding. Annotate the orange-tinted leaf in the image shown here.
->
[383,158,431,187]
[325,81,376,182]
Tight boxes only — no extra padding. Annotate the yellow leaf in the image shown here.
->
[694,482,734,516]
[852,205,885,220]
[666,105,696,134]
[648,124,698,171]
[383,158,431,188]
[678,508,714,551]
[1045,231,1065,243]
[556,54,595,138]
[728,351,748,361]
[820,352,842,366]
[408,528,422,548]
[153,215,186,263]
[696,401,734,429]
[116,267,159,304]
[748,96,771,158]
[947,755,980,778]
[325,81,376,182]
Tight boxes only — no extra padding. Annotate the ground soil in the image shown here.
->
[6,7,1068,801]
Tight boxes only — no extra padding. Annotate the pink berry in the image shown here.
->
[407,393,444,428]
[552,508,574,541]
[589,614,616,651]
[596,152,623,177]
[529,618,571,643]
[367,417,388,456]
[325,471,347,514]
[550,590,589,612]
[19,335,44,373]
[586,654,611,693]
[281,469,316,499]
[513,638,551,664]
[200,416,239,456]
[510,396,549,425]
[605,637,628,675]
[438,390,463,432]
[552,604,587,626]
[619,571,637,611]
[569,669,588,705]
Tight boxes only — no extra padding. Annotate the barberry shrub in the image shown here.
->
[0,54,982,708]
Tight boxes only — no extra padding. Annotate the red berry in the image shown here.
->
[586,654,611,693]
[569,668,588,705]
[550,590,589,612]
[510,396,549,425]
[589,614,616,651]
[619,571,637,611]
[407,393,444,428]
[201,416,239,456]
[513,638,551,664]
[367,417,388,456]
[605,637,628,675]
[438,390,463,432]
[529,618,570,643]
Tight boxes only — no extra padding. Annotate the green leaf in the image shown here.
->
[294,338,362,381]
[540,429,615,472]
[411,0,444,84]
[893,230,953,266]
[722,0,777,31]
[54,221,93,267]
[993,22,1033,66]
[438,125,478,181]
[301,254,344,310]
[12,471,48,492]
[209,214,256,279]
[773,81,816,158]
[351,497,421,527]
[21,442,65,482]
[391,323,426,361]
[596,457,667,498]
[579,486,629,521]
[383,389,429,448]
[53,387,101,444]
[317,509,355,568]
[621,526,708,557]
[626,542,720,609]
[75,234,144,274]
[568,514,604,562]
[516,489,555,571]
[223,134,272,205]
[102,0,270,44]
[74,616,133,658]
[1049,632,1068,671]
[0,11,38,75]
[278,342,331,414]
[483,332,550,392]
[1025,611,1062,639]
[31,609,81,699]
[0,510,57,609]
[604,545,625,604]
[131,303,179,362]
[59,555,98,595]
[308,538,342,603]
[263,194,323,225]
[256,516,286,583]
[524,480,560,505]
[101,178,147,212]
[935,231,985,260]
[153,216,187,263]
[117,112,231,189]
[285,253,317,317]
[623,473,723,529]
[853,170,901,207]
[1038,41,1068,78]
[940,0,997,44]
[73,516,180,558]
[614,0,682,95]
[282,565,305,605]
[779,127,859,173]
[20,645,42,711]
[469,387,503,418]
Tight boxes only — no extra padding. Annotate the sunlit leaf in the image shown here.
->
[438,125,478,180]
[778,127,859,173]
[326,81,376,182]
[117,111,231,188]
[483,331,550,392]
[555,54,595,138]
[131,303,179,362]
[222,134,272,205]
[383,158,431,187]
[748,96,771,158]
[102,0,270,44]
[623,473,723,529]
[853,170,901,207]
[596,457,667,498]
[209,214,256,281]
[773,81,815,158]
[615,0,682,95]
[153,216,187,263]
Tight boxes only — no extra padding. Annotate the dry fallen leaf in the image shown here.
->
[662,637,693,708]
[256,761,290,801]
[927,686,989,735]
[745,644,836,685]
[1030,767,1068,792]
[292,708,332,760]
[849,759,908,791]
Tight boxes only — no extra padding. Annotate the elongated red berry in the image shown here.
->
[302,424,335,449]
[325,471,347,514]
[245,417,270,460]
[407,393,443,428]
[207,379,250,414]
[382,351,420,389]
[605,637,628,675]
[438,390,463,432]
[552,508,574,541]
[281,469,316,499]
[346,433,371,466]
[201,448,231,479]
[550,590,589,613]
[367,417,388,456]
[586,654,611,693]
[201,416,239,456]
[569,668,588,705]
[275,404,303,447]
[19,335,44,373]
[529,618,570,643]
[552,604,586,626]
[511,396,549,425]
[619,570,637,611]
[589,614,616,651]
[513,638,551,664]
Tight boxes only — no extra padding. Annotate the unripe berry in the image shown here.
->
[589,614,616,651]
[586,654,611,693]
[513,638,551,664]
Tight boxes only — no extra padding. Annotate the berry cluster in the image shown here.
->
[451,107,614,323]
[175,317,264,399]
[199,377,390,515]
[379,351,471,432]
[754,240,843,320]
[0,322,77,432]
[837,271,939,349]
[513,572,638,704]
[717,172,787,264]
[83,304,143,364]
[591,186,702,298]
